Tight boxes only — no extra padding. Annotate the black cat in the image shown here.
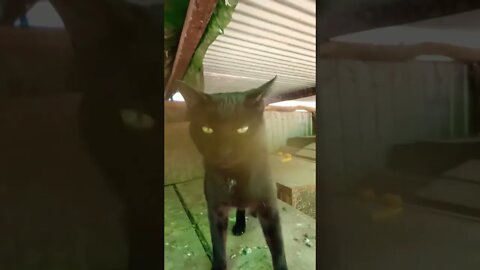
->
[73,3,163,269]
[176,76,288,270]
[77,51,164,270]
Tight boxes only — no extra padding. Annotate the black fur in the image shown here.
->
[77,46,164,269]
[176,77,288,270]
[74,3,164,269]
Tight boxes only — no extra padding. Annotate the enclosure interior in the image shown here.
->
[319,9,480,270]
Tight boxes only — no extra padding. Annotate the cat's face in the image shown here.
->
[175,77,276,168]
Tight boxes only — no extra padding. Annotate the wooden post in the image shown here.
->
[164,0,218,99]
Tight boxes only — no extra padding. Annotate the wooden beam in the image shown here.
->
[266,105,316,113]
[318,0,480,42]
[164,101,316,124]
[265,87,316,104]
[319,41,480,62]
[164,0,218,99]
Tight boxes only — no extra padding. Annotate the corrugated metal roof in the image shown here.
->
[203,0,316,96]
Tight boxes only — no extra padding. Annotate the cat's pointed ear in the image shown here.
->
[173,80,209,108]
[244,76,277,109]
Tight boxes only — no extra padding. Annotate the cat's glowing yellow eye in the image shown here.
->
[237,126,249,134]
[202,126,214,134]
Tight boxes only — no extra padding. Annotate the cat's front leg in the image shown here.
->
[257,201,288,270]
[207,205,229,270]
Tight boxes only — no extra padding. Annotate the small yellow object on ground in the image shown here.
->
[381,193,403,208]
[281,153,292,162]
[371,207,403,222]
[357,188,376,202]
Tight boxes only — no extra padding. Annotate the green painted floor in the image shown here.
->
[164,186,211,269]
[164,179,316,270]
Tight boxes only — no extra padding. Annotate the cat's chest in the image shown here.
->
[206,174,268,208]
[223,178,254,207]
[220,176,248,196]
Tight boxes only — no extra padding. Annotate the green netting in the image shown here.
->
[164,0,189,86]
[164,0,238,93]
[181,0,238,92]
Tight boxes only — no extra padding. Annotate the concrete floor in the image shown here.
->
[164,179,317,270]
[163,119,317,269]
[164,176,480,270]
[324,196,480,270]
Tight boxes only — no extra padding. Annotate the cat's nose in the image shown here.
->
[218,148,233,159]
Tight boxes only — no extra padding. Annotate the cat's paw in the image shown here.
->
[232,223,246,236]
[273,260,289,270]
[211,261,227,270]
